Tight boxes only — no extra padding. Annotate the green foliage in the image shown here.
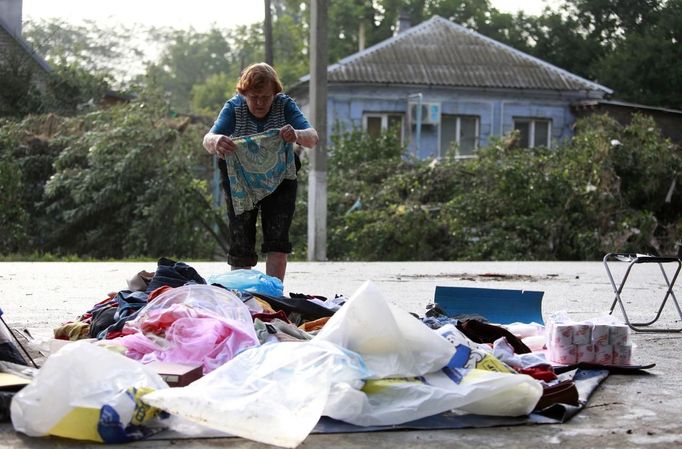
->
[145,27,236,113]
[191,73,235,117]
[324,115,681,261]
[0,156,29,253]
[0,88,228,259]
[23,18,146,86]
[0,49,44,118]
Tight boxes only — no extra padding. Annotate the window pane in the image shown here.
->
[534,120,550,147]
[459,117,478,156]
[514,121,530,148]
[388,115,403,138]
[440,115,458,154]
[366,116,382,138]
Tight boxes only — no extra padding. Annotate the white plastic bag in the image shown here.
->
[314,280,453,378]
[324,368,542,426]
[142,340,370,448]
[11,341,168,443]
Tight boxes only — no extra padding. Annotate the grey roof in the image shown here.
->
[301,16,611,94]
[0,18,53,73]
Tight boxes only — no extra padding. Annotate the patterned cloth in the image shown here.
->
[224,128,296,215]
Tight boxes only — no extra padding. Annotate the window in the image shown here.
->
[363,113,404,141]
[440,115,480,157]
[513,118,551,148]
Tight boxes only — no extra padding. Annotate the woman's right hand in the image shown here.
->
[203,133,236,158]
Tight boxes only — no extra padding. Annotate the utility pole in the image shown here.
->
[264,0,273,65]
[308,0,328,261]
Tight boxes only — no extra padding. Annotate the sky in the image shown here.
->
[23,0,560,31]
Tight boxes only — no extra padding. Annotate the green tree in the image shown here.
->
[23,18,143,87]
[144,27,235,113]
[591,0,682,108]
[0,49,44,118]
[0,156,28,253]
[0,87,228,259]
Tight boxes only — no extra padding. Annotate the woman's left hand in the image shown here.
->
[280,125,298,144]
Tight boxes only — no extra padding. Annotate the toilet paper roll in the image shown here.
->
[572,324,592,345]
[609,325,631,346]
[551,324,574,346]
[550,344,577,365]
[591,324,610,346]
[577,344,595,363]
[612,344,633,365]
[594,344,613,364]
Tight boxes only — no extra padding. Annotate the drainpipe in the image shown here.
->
[408,93,423,157]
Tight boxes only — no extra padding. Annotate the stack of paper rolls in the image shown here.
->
[609,325,632,365]
[546,321,633,365]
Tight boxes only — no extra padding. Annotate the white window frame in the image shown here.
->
[440,114,480,158]
[513,118,552,148]
[363,113,404,143]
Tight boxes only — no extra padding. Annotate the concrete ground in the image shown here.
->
[1,260,681,448]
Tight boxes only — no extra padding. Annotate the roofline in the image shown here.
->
[574,99,682,115]
[435,16,613,95]
[0,19,53,74]
[290,81,608,101]
[297,15,613,95]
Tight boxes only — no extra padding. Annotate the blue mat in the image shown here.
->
[434,286,544,324]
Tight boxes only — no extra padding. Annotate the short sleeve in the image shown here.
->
[209,97,237,135]
[283,96,312,130]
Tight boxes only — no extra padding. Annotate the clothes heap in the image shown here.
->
[5,258,625,448]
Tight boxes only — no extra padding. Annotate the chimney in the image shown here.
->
[0,0,22,37]
[395,12,411,35]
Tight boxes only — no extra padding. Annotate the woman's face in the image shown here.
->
[244,86,276,119]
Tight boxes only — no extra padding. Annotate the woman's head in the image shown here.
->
[236,63,284,118]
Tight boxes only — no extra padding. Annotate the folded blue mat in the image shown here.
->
[434,286,544,324]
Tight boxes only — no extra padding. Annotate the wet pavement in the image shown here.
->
[1,260,681,448]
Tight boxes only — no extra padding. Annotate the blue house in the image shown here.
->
[289,15,613,159]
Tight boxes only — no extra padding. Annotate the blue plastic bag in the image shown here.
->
[207,269,284,297]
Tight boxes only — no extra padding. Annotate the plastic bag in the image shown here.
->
[324,368,543,426]
[207,269,283,297]
[11,341,168,443]
[436,323,515,373]
[118,284,259,373]
[142,340,370,448]
[314,280,453,378]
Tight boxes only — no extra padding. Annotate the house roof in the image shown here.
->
[298,16,612,95]
[0,18,53,74]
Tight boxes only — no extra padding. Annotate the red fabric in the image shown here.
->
[518,366,557,382]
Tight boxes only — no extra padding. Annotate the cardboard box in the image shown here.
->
[146,361,203,387]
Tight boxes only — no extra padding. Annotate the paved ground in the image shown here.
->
[1,260,682,448]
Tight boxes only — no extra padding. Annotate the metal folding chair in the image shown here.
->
[603,253,682,332]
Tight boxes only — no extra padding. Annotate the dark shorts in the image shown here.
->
[220,159,298,267]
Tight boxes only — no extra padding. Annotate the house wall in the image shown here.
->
[291,84,594,159]
[323,85,586,159]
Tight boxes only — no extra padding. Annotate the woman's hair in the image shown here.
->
[236,63,284,95]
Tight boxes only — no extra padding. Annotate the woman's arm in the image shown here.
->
[203,132,236,158]
[280,125,319,148]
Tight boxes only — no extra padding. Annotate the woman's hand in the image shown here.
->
[203,133,236,158]
[280,125,298,144]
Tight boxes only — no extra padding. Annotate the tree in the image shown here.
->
[23,18,143,87]
[144,27,235,113]
[0,49,44,118]
[591,0,682,108]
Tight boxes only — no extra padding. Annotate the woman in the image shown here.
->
[203,63,318,282]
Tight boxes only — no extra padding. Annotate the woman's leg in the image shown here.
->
[260,179,298,282]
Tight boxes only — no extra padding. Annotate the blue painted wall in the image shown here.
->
[315,85,584,159]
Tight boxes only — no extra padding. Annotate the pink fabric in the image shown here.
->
[119,315,259,373]
[114,284,260,373]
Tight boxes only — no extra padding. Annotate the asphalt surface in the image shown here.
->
[1,260,681,448]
